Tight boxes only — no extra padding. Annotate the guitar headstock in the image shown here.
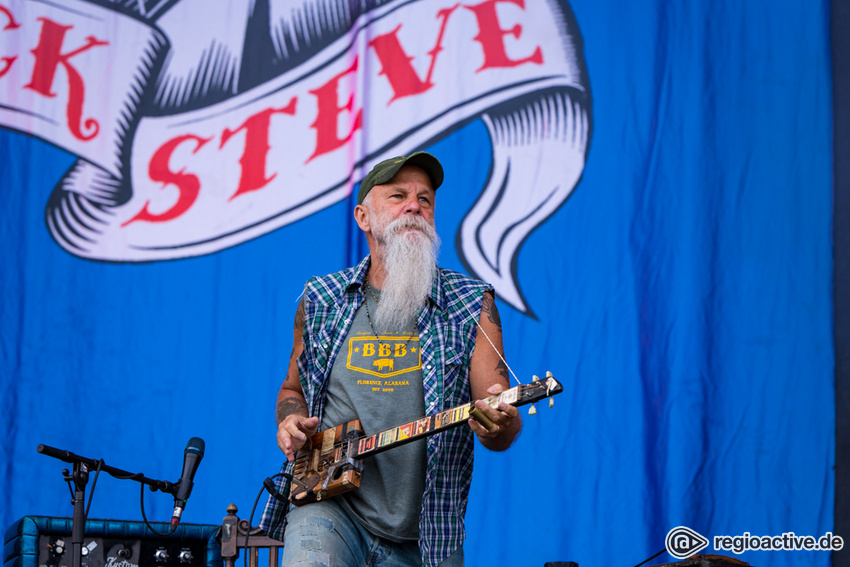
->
[486,371,562,413]
[520,371,562,406]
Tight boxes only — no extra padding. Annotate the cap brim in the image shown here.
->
[358,151,445,204]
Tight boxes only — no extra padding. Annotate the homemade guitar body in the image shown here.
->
[289,372,562,505]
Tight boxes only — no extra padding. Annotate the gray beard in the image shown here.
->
[370,214,440,331]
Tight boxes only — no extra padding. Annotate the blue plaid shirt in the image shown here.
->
[259,256,492,566]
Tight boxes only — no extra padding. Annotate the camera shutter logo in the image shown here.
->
[666,526,709,560]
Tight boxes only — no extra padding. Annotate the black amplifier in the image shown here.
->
[3,517,221,567]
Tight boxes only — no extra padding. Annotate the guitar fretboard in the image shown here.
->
[351,384,523,459]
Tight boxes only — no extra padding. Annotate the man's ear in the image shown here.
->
[354,204,370,232]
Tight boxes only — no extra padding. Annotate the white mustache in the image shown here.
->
[385,214,432,236]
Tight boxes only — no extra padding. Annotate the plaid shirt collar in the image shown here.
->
[342,254,447,311]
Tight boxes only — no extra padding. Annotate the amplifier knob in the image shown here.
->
[154,547,169,563]
[178,548,193,563]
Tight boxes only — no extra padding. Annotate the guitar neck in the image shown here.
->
[351,377,560,459]
[351,401,474,459]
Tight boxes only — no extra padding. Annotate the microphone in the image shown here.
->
[171,437,205,530]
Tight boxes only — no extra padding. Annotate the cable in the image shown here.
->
[64,471,75,500]
[242,483,267,567]
[139,484,175,537]
[84,460,104,519]
[241,473,295,567]
[631,547,667,567]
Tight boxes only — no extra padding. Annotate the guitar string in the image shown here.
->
[459,299,522,387]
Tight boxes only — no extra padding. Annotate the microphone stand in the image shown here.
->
[37,444,178,567]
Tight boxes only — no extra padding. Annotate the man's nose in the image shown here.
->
[403,196,421,214]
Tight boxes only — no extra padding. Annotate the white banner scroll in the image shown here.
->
[0,0,590,315]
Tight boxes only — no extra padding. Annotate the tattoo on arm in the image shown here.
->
[494,358,510,382]
[481,292,508,382]
[481,292,502,330]
[289,300,306,359]
[294,299,305,333]
[276,397,308,424]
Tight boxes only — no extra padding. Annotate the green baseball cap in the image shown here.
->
[357,152,444,204]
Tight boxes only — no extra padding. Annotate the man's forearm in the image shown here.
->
[276,389,308,425]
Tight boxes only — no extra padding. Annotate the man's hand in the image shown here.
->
[468,384,522,451]
[277,414,320,461]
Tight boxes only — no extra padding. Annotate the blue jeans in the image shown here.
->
[280,498,464,566]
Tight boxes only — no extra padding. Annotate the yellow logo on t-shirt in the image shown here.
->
[347,335,421,377]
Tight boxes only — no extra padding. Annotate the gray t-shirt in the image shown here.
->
[321,289,426,541]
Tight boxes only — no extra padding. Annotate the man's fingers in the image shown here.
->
[473,399,518,433]
[476,399,507,421]
[303,415,320,434]
[284,415,319,440]
[287,423,307,441]
[498,402,519,418]
[469,417,502,438]
[487,381,509,393]
[277,431,294,461]
[277,415,321,460]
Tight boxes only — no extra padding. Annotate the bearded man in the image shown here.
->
[259,152,522,567]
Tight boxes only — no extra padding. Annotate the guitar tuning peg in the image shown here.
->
[528,404,537,415]
[546,370,553,378]
[549,398,554,408]
[532,375,540,382]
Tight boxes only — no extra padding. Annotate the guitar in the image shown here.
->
[289,372,562,505]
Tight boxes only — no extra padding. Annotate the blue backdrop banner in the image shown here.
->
[0,0,834,565]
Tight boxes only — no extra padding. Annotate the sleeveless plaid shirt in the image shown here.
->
[259,256,492,566]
